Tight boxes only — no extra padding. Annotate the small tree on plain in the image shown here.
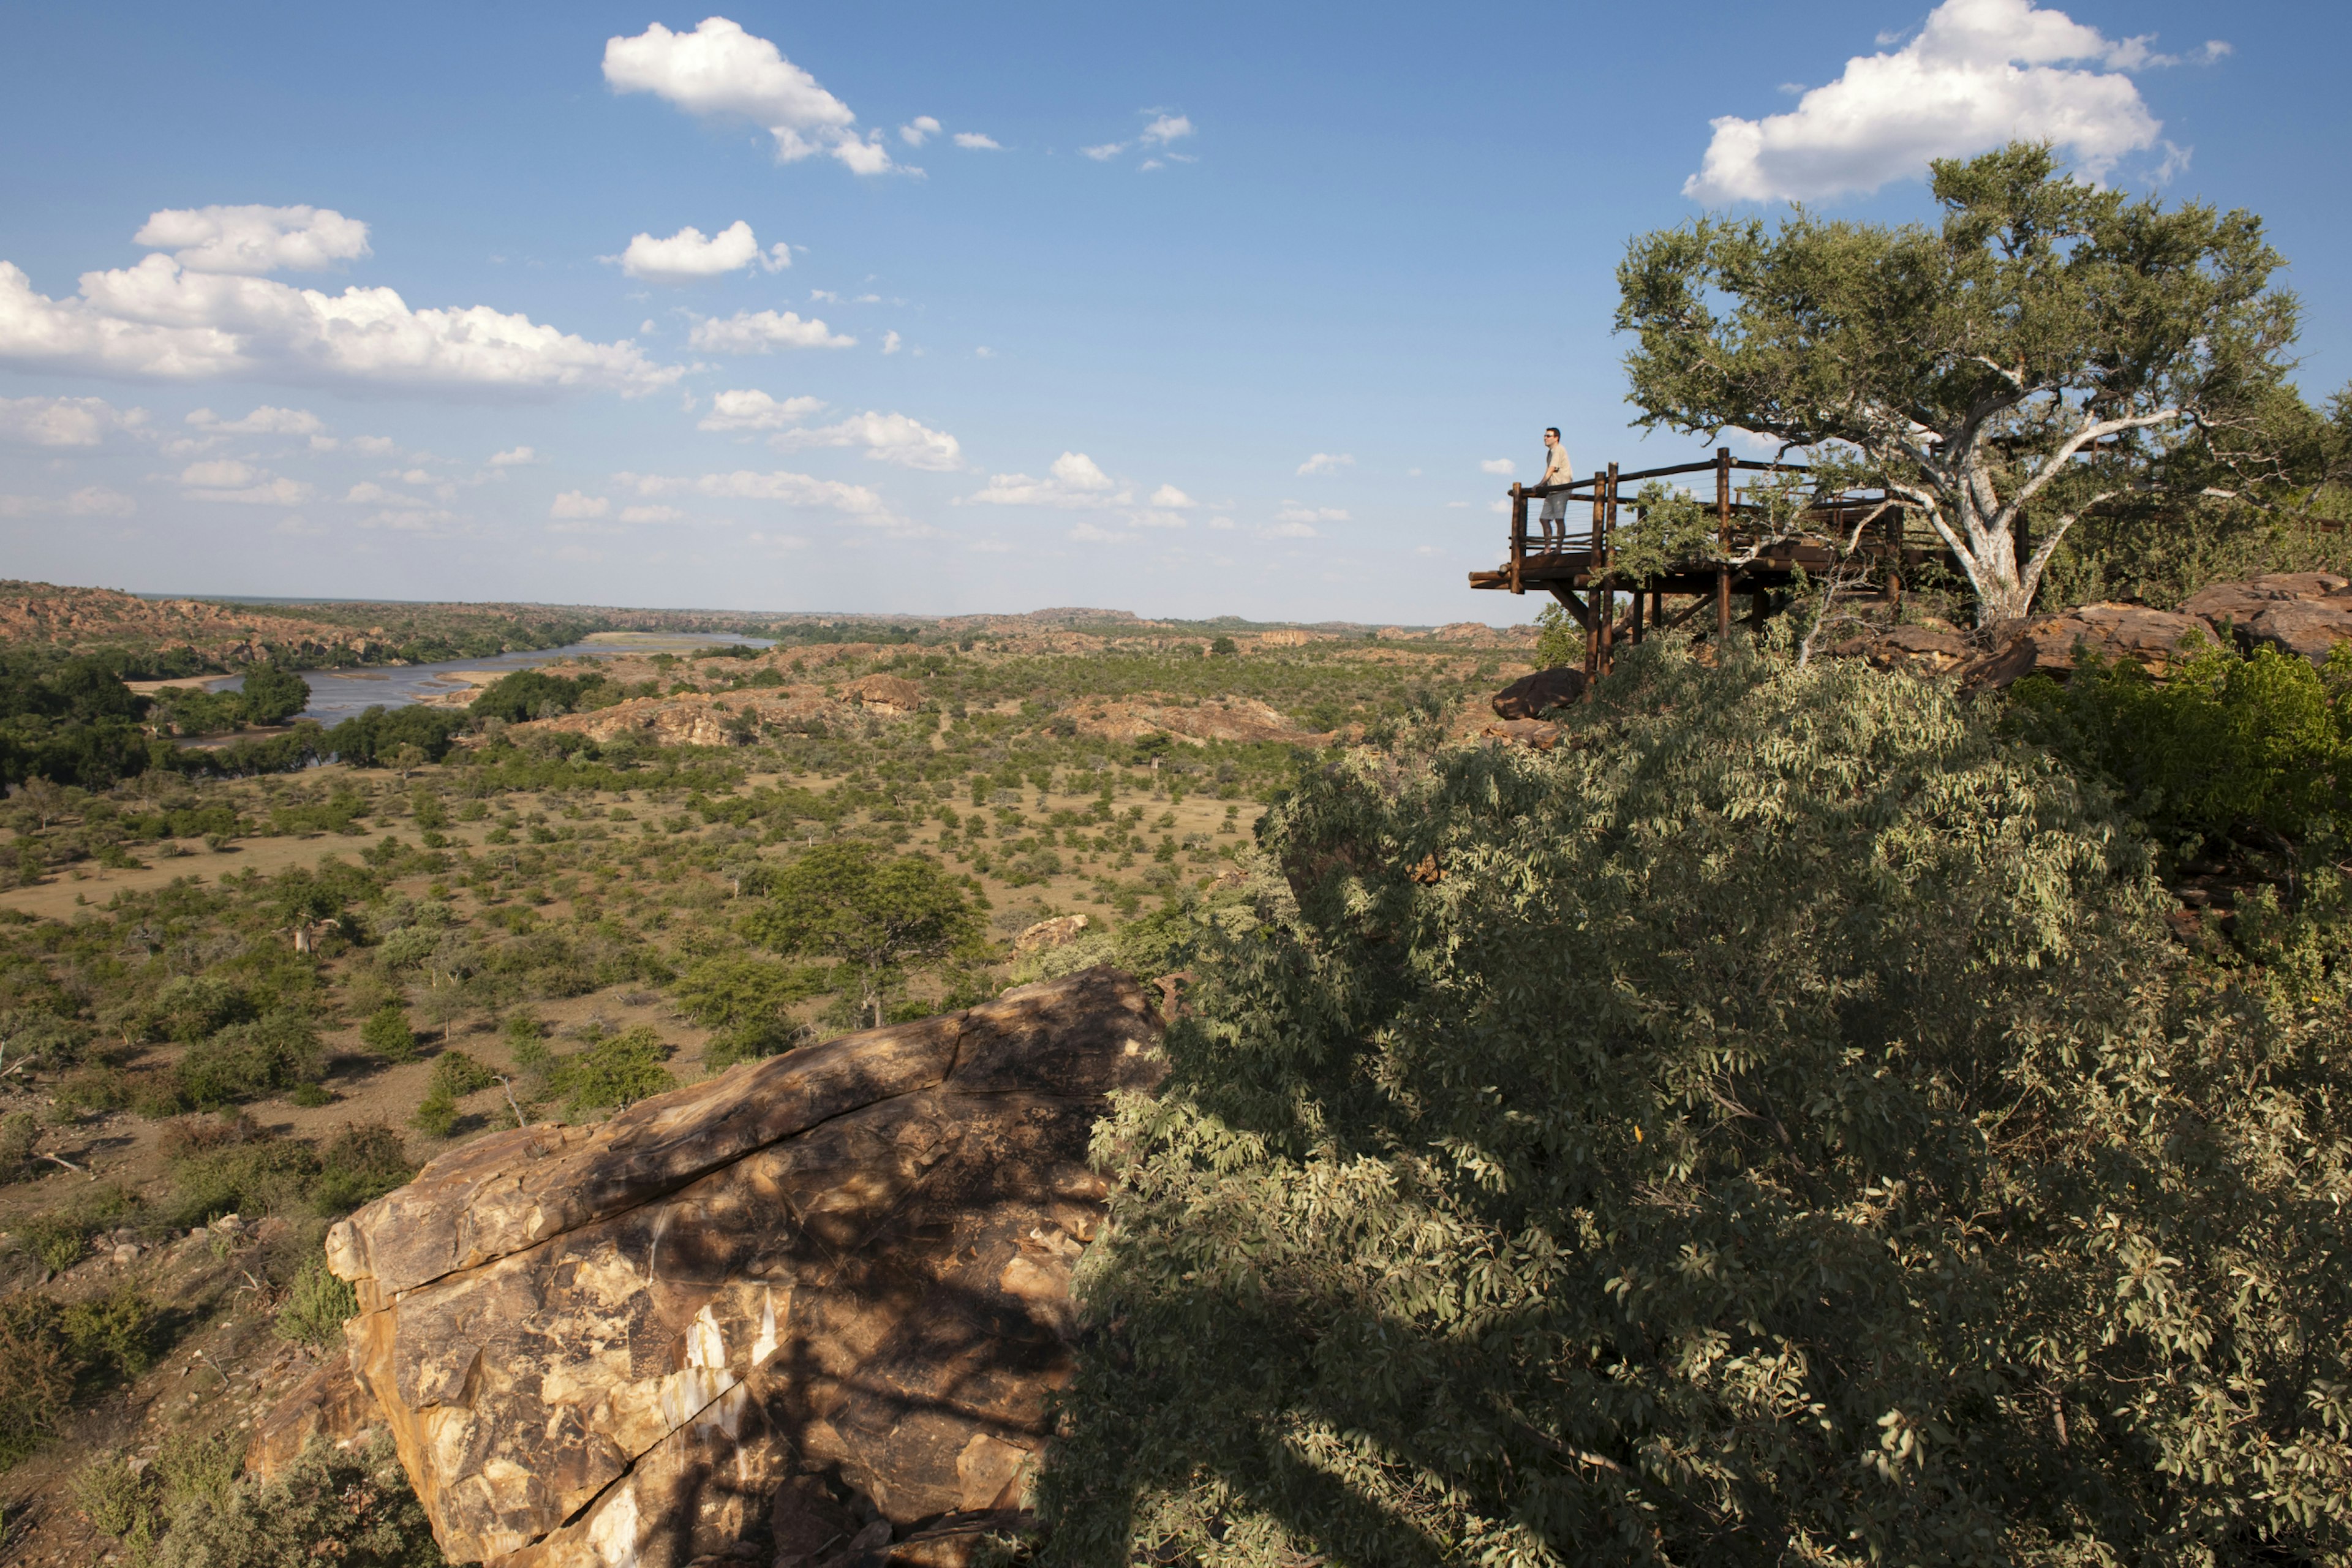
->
[743,844,982,1030]
[1616,142,2297,624]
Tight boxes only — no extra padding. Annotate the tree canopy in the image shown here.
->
[1038,644,2352,1566]
[1618,143,2297,624]
[741,843,982,1029]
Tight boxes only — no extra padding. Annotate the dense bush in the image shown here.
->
[1039,644,2352,1566]
[175,1010,325,1107]
[2008,636,2352,857]
[276,1254,359,1350]
[541,1025,674,1116]
[0,1284,166,1465]
[673,954,822,1066]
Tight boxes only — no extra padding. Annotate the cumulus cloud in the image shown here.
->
[687,308,855,353]
[698,388,829,431]
[619,503,686,523]
[488,445,538,466]
[180,458,311,504]
[131,205,370,275]
[550,491,611,519]
[603,17,907,175]
[616,221,790,282]
[1267,520,1319,539]
[0,394,147,446]
[0,484,136,518]
[964,451,1126,508]
[1140,114,1194,146]
[1276,505,1349,524]
[1684,0,2221,203]
[1479,457,1516,476]
[1296,452,1353,475]
[187,404,322,434]
[1148,484,1196,508]
[1080,143,1126,162]
[0,229,679,396]
[900,116,940,146]
[881,330,902,355]
[614,466,897,524]
[770,410,962,471]
[953,132,1001,149]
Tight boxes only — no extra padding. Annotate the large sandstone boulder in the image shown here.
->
[246,1351,382,1482]
[1958,603,2220,691]
[1830,623,1971,676]
[324,969,1165,1568]
[2180,573,2352,666]
[1490,666,1587,720]
[842,674,925,714]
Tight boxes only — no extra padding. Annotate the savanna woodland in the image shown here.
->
[4,146,2352,1568]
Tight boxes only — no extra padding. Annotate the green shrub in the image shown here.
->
[428,1049,495,1099]
[20,1213,90,1273]
[145,1432,445,1568]
[409,1084,457,1138]
[311,1121,412,1215]
[48,1062,127,1123]
[165,1120,322,1224]
[0,1297,75,1466]
[150,974,252,1044]
[275,1254,358,1350]
[546,1026,674,1116]
[178,1011,323,1106]
[69,1452,154,1547]
[358,1005,418,1063]
[1039,643,2352,1565]
[2007,637,2352,855]
[0,1109,37,1177]
[673,956,820,1068]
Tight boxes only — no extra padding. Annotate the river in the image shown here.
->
[206,631,774,722]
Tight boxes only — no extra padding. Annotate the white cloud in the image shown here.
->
[881,330,902,355]
[488,445,537,466]
[953,132,1002,150]
[180,459,311,505]
[0,236,679,396]
[616,221,790,282]
[901,115,941,146]
[0,394,147,447]
[1207,515,1235,530]
[1489,498,1512,514]
[187,404,322,435]
[131,204,369,275]
[619,503,687,523]
[614,466,897,524]
[1069,521,1125,543]
[698,388,828,431]
[1140,114,1194,146]
[603,18,905,173]
[1267,520,1319,539]
[1297,452,1354,475]
[550,491,611,519]
[181,458,255,487]
[1276,505,1349,524]
[358,507,458,533]
[1479,457,1516,476]
[771,410,962,471]
[687,308,855,352]
[1684,0,2217,203]
[276,514,328,536]
[1080,143,1126,161]
[964,451,1126,508]
[1148,484,1196,508]
[0,484,136,518]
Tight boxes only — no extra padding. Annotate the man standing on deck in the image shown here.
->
[1537,426,1574,545]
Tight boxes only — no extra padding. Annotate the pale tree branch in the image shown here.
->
[1996,407,2179,526]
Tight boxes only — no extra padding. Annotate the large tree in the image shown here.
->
[1617,143,2296,624]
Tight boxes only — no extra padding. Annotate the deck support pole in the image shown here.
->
[1509,484,1526,595]
[1714,447,1733,641]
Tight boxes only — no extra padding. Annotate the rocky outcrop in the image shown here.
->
[1490,666,1587,719]
[325,969,1165,1568]
[1013,915,1089,953]
[1065,695,1328,748]
[842,675,925,714]
[1830,623,1972,676]
[517,692,847,748]
[246,1351,383,1482]
[1481,718,1563,751]
[2182,573,2352,665]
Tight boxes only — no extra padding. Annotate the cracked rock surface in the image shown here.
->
[324,967,1165,1568]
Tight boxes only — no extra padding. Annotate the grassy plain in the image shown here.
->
[0,624,1529,1564]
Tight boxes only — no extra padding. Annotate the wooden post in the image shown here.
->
[1883,509,1903,605]
[1631,580,1645,643]
[1589,470,1605,559]
[1715,447,1732,641]
[1509,484,1525,595]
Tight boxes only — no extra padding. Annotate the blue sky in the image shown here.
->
[2,0,2346,625]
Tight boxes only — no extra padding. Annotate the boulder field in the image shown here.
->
[258,968,1167,1568]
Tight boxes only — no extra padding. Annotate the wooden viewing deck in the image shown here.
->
[1469,447,1958,675]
